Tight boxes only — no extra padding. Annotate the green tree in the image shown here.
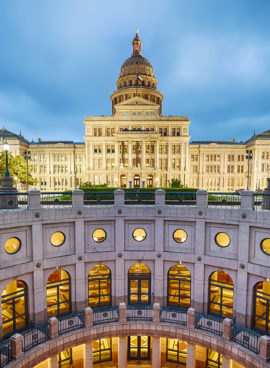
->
[170,178,184,188]
[0,152,37,185]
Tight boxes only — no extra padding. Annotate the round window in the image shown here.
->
[132,228,147,242]
[50,232,65,247]
[4,237,21,254]
[261,238,270,255]
[173,229,188,243]
[215,232,230,247]
[92,229,107,243]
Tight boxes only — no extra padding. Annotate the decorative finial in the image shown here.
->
[136,27,139,36]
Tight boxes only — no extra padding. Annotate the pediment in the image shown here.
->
[116,96,157,107]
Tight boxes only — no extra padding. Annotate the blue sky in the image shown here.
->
[0,0,270,142]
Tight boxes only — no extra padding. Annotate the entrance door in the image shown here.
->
[133,175,140,188]
[147,175,153,188]
[128,263,151,305]
[120,175,127,188]
[128,336,151,360]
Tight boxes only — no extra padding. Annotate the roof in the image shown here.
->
[0,127,29,144]
[190,140,244,145]
[245,129,270,143]
[30,140,84,146]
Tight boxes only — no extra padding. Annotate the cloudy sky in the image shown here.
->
[0,0,270,143]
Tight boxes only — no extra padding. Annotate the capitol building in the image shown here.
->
[1,32,270,192]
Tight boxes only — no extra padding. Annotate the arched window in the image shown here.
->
[166,339,187,364]
[128,263,151,305]
[120,174,127,188]
[47,270,71,318]
[253,281,270,334]
[168,265,191,309]
[88,265,111,308]
[1,280,28,337]
[146,174,153,188]
[208,271,234,318]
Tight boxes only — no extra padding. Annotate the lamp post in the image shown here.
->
[3,141,10,177]
[245,149,253,190]
[24,150,31,192]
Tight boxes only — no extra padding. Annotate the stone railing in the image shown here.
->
[1,304,270,367]
[0,188,270,211]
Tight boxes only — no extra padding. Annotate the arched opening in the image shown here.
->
[128,263,151,305]
[133,174,140,188]
[208,271,234,318]
[88,265,111,308]
[1,280,28,337]
[166,339,187,364]
[58,349,72,367]
[253,281,270,334]
[120,174,127,188]
[128,336,151,361]
[93,338,112,364]
[206,349,223,367]
[146,174,153,188]
[167,265,191,309]
[47,270,71,318]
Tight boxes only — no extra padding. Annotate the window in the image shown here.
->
[47,270,71,317]
[132,228,146,242]
[128,336,150,360]
[208,271,233,318]
[88,265,111,308]
[50,232,65,247]
[4,237,21,254]
[173,229,187,243]
[128,263,151,305]
[215,232,230,247]
[168,265,191,308]
[253,281,270,334]
[93,338,112,364]
[57,349,72,368]
[206,349,223,368]
[260,238,270,255]
[92,229,107,243]
[166,339,187,364]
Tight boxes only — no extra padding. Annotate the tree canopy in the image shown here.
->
[0,152,37,185]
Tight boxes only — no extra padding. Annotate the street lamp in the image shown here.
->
[24,150,31,191]
[245,149,253,190]
[3,141,10,177]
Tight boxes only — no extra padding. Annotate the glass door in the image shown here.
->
[128,336,150,360]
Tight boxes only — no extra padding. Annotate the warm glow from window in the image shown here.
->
[132,228,146,242]
[173,229,187,243]
[50,232,65,247]
[215,232,230,247]
[92,229,107,243]
[261,238,270,255]
[4,237,21,254]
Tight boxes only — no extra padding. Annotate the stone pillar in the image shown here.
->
[222,357,232,368]
[115,217,125,304]
[152,337,161,368]
[153,303,160,323]
[84,307,93,328]
[240,190,254,210]
[262,178,270,210]
[128,141,132,167]
[72,189,84,208]
[0,176,18,209]
[155,189,165,206]
[196,190,208,208]
[142,140,146,169]
[259,335,270,362]
[187,308,195,329]
[48,317,59,340]
[156,141,159,170]
[75,218,86,312]
[222,318,233,341]
[186,343,196,368]
[84,342,93,368]
[114,189,125,206]
[118,336,127,368]
[10,333,23,360]
[50,355,58,368]
[28,189,41,209]
[119,302,127,322]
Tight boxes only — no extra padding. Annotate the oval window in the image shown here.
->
[4,237,21,254]
[92,229,107,243]
[261,238,270,255]
[50,232,65,247]
[173,229,188,243]
[132,228,147,242]
[215,232,230,247]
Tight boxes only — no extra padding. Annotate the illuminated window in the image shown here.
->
[206,349,223,367]
[215,233,230,247]
[1,280,28,337]
[168,265,191,308]
[57,349,72,367]
[50,232,65,247]
[4,237,21,254]
[47,270,71,317]
[166,339,187,364]
[261,238,270,255]
[253,281,270,334]
[93,338,112,363]
[92,229,107,243]
[128,336,150,360]
[132,228,146,242]
[88,265,111,308]
[128,263,151,305]
[208,271,234,318]
[173,229,187,243]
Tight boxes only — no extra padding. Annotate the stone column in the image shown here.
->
[142,140,146,169]
[262,178,270,210]
[196,190,207,208]
[128,141,132,167]
[114,189,125,206]
[222,318,233,341]
[10,333,23,360]
[153,303,160,323]
[119,302,127,322]
[84,307,93,328]
[48,317,59,340]
[50,355,58,368]
[187,308,195,329]
[115,217,125,304]
[152,337,161,368]
[118,337,127,368]
[28,190,41,209]
[156,141,159,170]
[75,218,86,312]
[240,190,254,210]
[84,342,93,368]
[186,343,196,368]
[259,335,270,362]
[72,189,84,208]
[222,357,232,368]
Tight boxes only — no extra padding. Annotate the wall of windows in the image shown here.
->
[208,271,234,318]
[88,265,111,308]
[167,265,191,308]
[128,263,151,305]
[47,270,71,318]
